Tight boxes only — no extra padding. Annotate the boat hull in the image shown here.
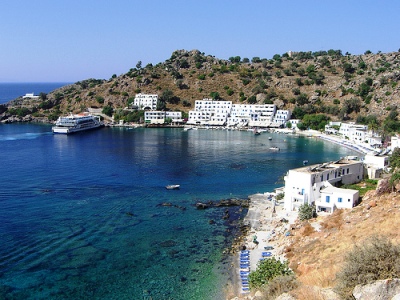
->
[52,124,103,134]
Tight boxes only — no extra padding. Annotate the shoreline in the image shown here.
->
[227,193,298,299]
[226,130,374,299]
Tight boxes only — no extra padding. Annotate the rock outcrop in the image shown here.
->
[353,279,400,300]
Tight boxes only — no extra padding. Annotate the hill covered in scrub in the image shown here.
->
[2,49,400,125]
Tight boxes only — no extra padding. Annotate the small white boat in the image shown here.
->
[268,137,272,140]
[269,147,280,151]
[166,185,180,190]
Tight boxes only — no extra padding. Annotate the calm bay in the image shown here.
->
[0,124,357,299]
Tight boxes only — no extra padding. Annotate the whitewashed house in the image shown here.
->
[284,158,363,213]
[133,94,158,110]
[248,104,276,128]
[317,183,359,212]
[144,111,182,124]
[339,122,368,142]
[363,153,389,179]
[390,135,400,151]
[272,110,291,127]
[325,121,341,134]
[187,99,232,125]
[23,93,39,99]
[288,119,300,129]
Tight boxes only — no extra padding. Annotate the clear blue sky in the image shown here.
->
[1,0,399,82]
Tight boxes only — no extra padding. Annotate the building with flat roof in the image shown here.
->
[144,111,182,124]
[284,158,363,213]
[133,94,158,110]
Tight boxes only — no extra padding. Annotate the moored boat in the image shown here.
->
[269,147,280,151]
[166,184,180,190]
[52,113,104,134]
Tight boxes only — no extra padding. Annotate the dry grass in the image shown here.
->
[284,192,400,294]
[320,208,344,230]
[290,286,324,300]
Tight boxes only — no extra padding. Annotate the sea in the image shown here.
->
[0,83,359,299]
[0,82,72,104]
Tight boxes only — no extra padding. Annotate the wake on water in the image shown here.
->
[0,132,52,141]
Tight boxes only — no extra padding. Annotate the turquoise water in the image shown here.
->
[0,124,357,299]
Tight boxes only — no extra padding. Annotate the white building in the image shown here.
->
[288,119,300,129]
[391,135,400,151]
[363,153,389,179]
[339,122,368,142]
[187,99,232,125]
[23,93,39,99]
[272,110,291,127]
[317,183,359,212]
[227,104,276,127]
[284,158,363,213]
[134,94,158,110]
[144,111,182,124]
[325,121,341,134]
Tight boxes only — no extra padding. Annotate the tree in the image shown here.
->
[389,147,400,170]
[292,106,305,119]
[209,92,220,100]
[136,61,142,69]
[298,203,317,220]
[248,95,257,104]
[102,105,113,117]
[248,258,293,289]
[39,92,47,101]
[296,93,309,106]
[156,98,166,111]
[273,54,281,61]
[160,89,174,103]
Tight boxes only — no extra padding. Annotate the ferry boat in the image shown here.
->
[52,113,104,134]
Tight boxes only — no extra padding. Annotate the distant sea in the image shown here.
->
[0,120,358,299]
[0,82,72,104]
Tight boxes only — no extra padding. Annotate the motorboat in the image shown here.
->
[165,185,180,190]
[52,112,103,134]
[269,147,280,151]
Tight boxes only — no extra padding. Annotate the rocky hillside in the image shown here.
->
[277,187,400,299]
[3,49,400,123]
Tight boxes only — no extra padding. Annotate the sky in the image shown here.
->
[1,0,399,82]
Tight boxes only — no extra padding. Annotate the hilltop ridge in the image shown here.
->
[2,49,400,124]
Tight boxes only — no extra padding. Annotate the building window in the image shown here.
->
[326,196,330,203]
[338,197,342,203]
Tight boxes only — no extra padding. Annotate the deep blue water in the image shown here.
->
[0,124,358,299]
[0,83,71,104]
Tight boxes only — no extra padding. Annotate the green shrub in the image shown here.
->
[248,258,293,289]
[298,203,316,221]
[96,96,105,104]
[102,105,113,116]
[335,236,400,299]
